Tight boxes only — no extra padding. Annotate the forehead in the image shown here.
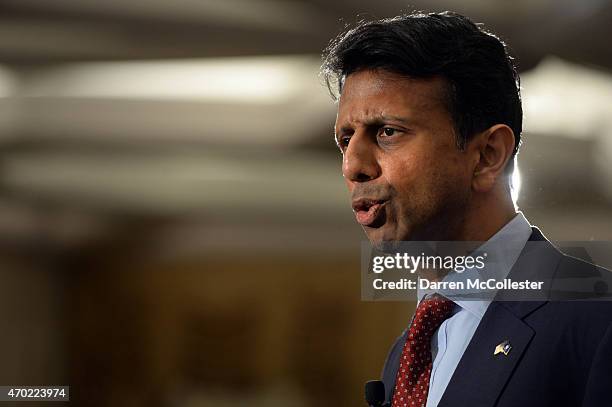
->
[336,69,449,127]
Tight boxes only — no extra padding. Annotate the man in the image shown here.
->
[321,12,612,407]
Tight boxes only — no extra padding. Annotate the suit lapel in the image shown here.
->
[382,330,407,404]
[437,302,534,406]
[438,228,562,406]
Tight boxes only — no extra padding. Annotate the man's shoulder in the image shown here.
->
[515,245,612,324]
[517,226,612,305]
[511,250,612,343]
[551,248,612,305]
[555,249,612,280]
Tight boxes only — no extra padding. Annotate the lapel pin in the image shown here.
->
[494,340,512,356]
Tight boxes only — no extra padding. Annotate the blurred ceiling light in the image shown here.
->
[2,151,347,215]
[522,57,612,202]
[522,57,612,138]
[0,65,19,140]
[0,65,18,98]
[19,56,315,104]
[7,55,335,146]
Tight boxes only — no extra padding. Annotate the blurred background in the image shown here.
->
[1,0,611,406]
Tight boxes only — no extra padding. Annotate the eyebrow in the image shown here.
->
[337,114,414,135]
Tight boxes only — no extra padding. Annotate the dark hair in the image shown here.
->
[321,11,522,171]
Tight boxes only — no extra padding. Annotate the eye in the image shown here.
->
[381,127,398,137]
[338,135,351,150]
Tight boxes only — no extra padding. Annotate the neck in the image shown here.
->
[458,187,517,242]
[418,202,516,282]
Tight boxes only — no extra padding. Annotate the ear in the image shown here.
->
[471,124,515,192]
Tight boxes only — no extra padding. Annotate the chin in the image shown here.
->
[365,226,407,252]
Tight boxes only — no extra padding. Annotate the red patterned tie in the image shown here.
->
[391,295,455,407]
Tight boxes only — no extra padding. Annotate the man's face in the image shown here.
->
[335,69,474,247]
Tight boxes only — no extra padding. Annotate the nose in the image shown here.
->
[342,132,381,183]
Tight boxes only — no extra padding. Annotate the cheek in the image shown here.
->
[383,147,469,213]
[381,151,430,194]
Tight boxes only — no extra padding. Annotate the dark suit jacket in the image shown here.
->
[382,228,612,406]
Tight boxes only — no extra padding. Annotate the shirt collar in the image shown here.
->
[417,212,533,319]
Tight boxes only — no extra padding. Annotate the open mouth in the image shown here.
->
[352,199,388,227]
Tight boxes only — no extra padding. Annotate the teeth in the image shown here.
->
[363,203,377,211]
